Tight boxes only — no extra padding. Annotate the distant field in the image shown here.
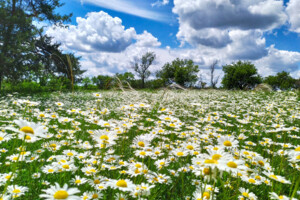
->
[0,90,299,200]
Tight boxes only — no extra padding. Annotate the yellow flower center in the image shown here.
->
[48,169,54,173]
[100,135,109,140]
[62,165,69,169]
[279,196,284,199]
[186,145,194,150]
[25,135,31,140]
[223,140,232,147]
[139,151,146,156]
[295,147,300,151]
[20,126,34,134]
[212,154,222,160]
[92,194,98,199]
[204,159,217,164]
[203,192,210,199]
[248,179,256,183]
[227,161,238,168]
[135,163,142,168]
[53,190,69,199]
[296,155,300,160]
[67,152,74,156]
[255,175,261,180]
[270,175,278,179]
[138,141,145,147]
[50,143,57,148]
[242,192,249,197]
[258,160,264,166]
[203,168,210,175]
[116,180,128,187]
[75,180,81,184]
[13,189,21,193]
[94,179,100,184]
[0,137,3,141]
[176,152,184,156]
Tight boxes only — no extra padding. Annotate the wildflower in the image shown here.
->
[108,179,136,192]
[7,185,28,198]
[40,182,80,200]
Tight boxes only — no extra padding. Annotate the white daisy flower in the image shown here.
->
[40,182,80,200]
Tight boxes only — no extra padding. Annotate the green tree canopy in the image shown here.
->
[156,58,199,87]
[0,0,71,91]
[264,71,296,90]
[221,61,262,90]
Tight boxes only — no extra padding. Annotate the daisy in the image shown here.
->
[80,191,103,200]
[40,182,80,200]
[55,102,64,106]
[218,159,247,174]
[108,179,136,192]
[8,119,48,140]
[192,187,215,200]
[269,192,297,200]
[217,135,239,148]
[238,188,257,200]
[263,172,291,184]
[7,185,28,198]
[42,165,58,174]
[0,132,12,143]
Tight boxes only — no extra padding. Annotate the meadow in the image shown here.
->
[0,90,299,200]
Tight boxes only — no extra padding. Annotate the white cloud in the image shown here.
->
[135,31,162,47]
[46,11,136,52]
[286,0,300,33]
[254,45,300,76]
[152,0,170,7]
[81,0,168,22]
[173,0,287,48]
[226,30,268,60]
[46,11,164,55]
[173,0,287,30]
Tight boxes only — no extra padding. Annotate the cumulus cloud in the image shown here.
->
[46,11,136,52]
[254,45,300,75]
[286,0,300,33]
[173,0,287,30]
[173,0,287,48]
[135,31,162,47]
[46,11,162,54]
[226,30,268,60]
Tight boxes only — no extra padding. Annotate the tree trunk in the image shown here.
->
[142,78,145,88]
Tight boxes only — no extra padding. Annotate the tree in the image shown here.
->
[82,77,92,89]
[156,58,199,87]
[264,71,296,90]
[221,61,262,90]
[116,72,135,83]
[92,75,113,90]
[210,60,220,88]
[133,52,156,88]
[0,0,71,92]
[51,53,86,84]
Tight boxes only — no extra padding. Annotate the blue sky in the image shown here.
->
[48,0,300,81]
